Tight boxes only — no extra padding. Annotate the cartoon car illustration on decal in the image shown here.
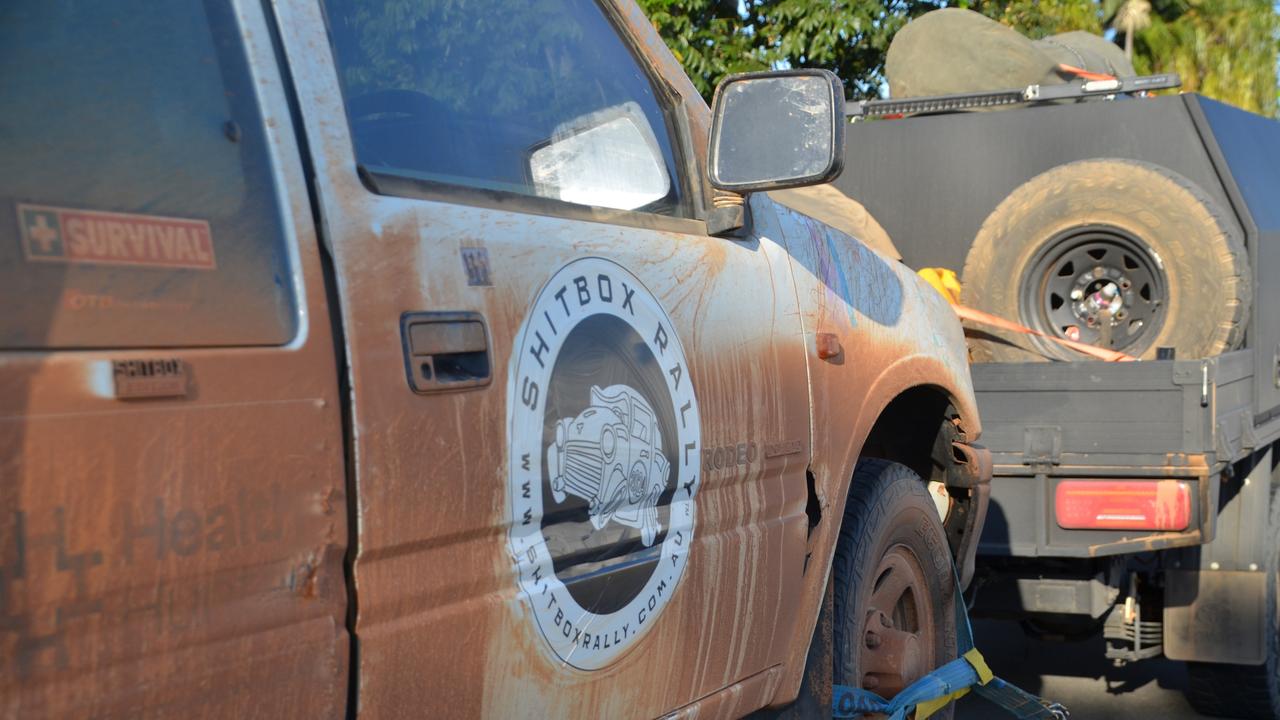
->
[547,384,670,547]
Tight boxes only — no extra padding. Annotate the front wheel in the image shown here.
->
[833,459,958,716]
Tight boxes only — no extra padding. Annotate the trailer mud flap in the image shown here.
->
[1164,569,1267,664]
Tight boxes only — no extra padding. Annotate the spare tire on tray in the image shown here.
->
[960,159,1251,362]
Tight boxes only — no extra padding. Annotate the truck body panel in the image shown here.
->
[279,2,819,712]
[750,197,981,700]
[1192,98,1280,416]
[972,351,1280,558]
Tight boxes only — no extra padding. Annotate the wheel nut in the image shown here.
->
[865,631,881,649]
[863,675,880,691]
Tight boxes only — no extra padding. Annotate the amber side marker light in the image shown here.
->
[1054,479,1191,531]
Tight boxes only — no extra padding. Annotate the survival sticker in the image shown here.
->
[18,203,216,270]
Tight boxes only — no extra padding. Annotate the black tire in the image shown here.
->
[961,159,1250,362]
[833,459,957,717]
[1183,484,1280,719]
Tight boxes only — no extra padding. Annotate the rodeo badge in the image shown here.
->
[507,257,700,670]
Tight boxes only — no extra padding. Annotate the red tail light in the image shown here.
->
[1054,480,1191,531]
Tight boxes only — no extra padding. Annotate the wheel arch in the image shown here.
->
[859,383,961,489]
[846,370,991,591]
[850,351,985,492]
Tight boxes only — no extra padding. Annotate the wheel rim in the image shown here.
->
[859,544,936,698]
[1020,227,1168,355]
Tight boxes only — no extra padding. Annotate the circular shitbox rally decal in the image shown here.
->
[508,257,700,670]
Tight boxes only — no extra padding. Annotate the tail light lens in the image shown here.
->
[1055,480,1191,531]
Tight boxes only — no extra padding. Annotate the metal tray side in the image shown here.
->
[971,356,1252,473]
[972,352,1254,558]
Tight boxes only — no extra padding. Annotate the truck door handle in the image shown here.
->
[400,312,491,393]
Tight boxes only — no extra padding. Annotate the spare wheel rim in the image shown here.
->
[1020,226,1168,355]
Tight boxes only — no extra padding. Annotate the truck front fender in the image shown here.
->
[754,195,990,707]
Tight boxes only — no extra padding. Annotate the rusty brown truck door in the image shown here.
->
[277,0,815,715]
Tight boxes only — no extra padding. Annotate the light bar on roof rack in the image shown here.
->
[847,72,1182,119]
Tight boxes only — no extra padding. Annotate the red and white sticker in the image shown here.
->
[17,203,216,270]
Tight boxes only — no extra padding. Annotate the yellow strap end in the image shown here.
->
[915,688,970,719]
[964,647,995,685]
[911,649,995,718]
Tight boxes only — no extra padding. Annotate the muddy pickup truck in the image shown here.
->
[0,0,990,717]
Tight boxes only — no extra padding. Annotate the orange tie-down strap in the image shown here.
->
[918,267,1137,363]
[1055,63,1116,82]
[953,304,1137,362]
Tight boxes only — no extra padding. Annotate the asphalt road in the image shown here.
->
[954,619,1210,719]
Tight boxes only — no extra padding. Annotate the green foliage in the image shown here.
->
[960,0,1104,37]
[640,0,947,99]
[749,0,944,96]
[1129,0,1279,115]
[640,0,1279,115]
[639,0,767,98]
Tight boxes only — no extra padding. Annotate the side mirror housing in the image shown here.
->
[707,69,846,193]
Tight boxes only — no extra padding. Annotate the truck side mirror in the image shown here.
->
[707,69,846,193]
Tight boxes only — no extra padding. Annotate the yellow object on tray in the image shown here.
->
[918,267,962,304]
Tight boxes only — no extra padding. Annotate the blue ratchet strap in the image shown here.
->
[832,565,1069,720]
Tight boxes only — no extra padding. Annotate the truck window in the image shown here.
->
[321,0,691,218]
[0,0,297,349]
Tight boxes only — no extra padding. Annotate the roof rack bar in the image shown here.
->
[847,73,1182,119]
